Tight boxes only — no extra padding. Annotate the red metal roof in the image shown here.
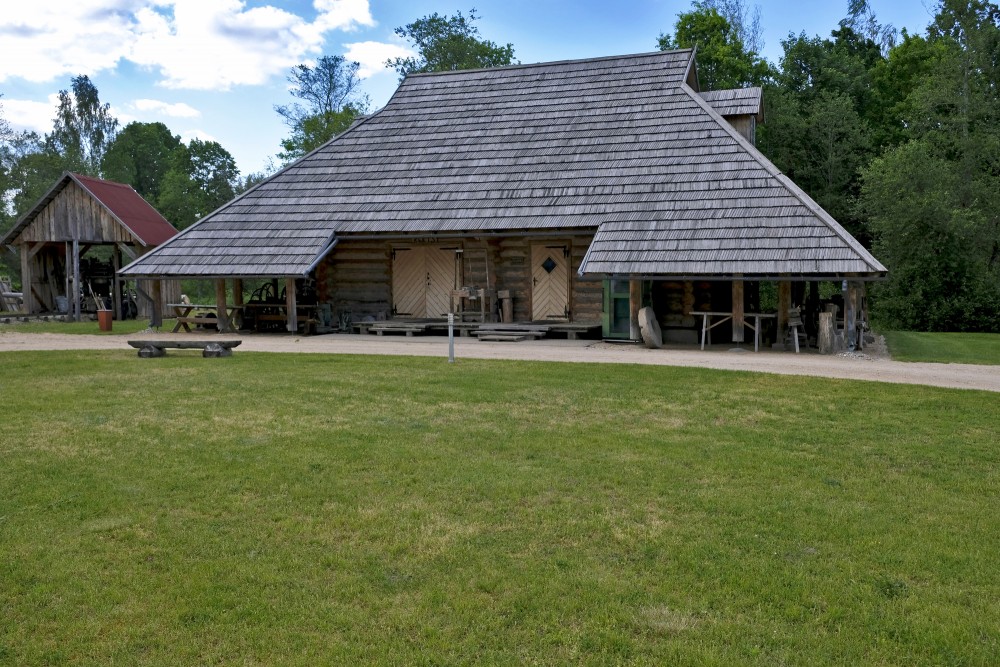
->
[72,173,178,246]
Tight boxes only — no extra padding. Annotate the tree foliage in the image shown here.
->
[388,9,516,79]
[658,2,771,89]
[858,0,1000,331]
[45,75,118,175]
[275,56,369,162]
[157,139,240,229]
[101,122,182,201]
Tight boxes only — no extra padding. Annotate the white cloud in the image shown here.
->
[344,41,417,78]
[179,128,217,144]
[132,99,201,118]
[0,1,138,83]
[1,96,60,134]
[0,0,376,90]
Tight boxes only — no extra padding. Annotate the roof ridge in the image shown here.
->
[403,48,693,79]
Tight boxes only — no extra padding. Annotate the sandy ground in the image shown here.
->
[1,329,997,393]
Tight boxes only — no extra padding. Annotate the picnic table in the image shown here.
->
[168,303,243,333]
[691,311,777,352]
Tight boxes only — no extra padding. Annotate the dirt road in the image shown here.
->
[1,330,997,392]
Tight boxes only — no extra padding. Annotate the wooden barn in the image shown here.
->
[120,49,885,348]
[1,172,180,320]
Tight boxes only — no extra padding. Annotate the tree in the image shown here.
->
[275,55,369,161]
[388,9,516,79]
[157,139,240,229]
[45,75,118,175]
[841,0,898,55]
[858,0,1000,332]
[101,122,182,201]
[657,3,771,89]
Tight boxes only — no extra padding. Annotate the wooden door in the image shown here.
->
[531,244,569,321]
[425,246,454,318]
[392,247,424,317]
[392,245,456,318]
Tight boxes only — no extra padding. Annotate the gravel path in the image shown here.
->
[1,330,997,393]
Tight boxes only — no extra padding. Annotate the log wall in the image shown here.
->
[316,233,602,323]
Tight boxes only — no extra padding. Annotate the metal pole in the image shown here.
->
[448,312,455,363]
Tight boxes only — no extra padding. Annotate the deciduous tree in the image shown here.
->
[101,122,181,201]
[657,3,771,89]
[275,56,369,161]
[388,9,515,79]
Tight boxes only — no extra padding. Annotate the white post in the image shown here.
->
[448,312,455,363]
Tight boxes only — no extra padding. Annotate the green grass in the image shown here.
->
[0,318,176,335]
[884,331,1000,365]
[2,352,998,665]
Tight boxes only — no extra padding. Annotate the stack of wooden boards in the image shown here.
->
[471,323,550,342]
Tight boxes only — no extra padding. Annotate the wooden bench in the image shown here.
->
[368,322,432,336]
[128,340,242,358]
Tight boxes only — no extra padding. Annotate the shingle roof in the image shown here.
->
[120,49,884,279]
[699,87,763,120]
[2,172,177,247]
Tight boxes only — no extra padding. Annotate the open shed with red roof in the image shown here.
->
[1,172,180,321]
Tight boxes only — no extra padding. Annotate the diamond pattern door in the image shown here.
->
[531,244,569,321]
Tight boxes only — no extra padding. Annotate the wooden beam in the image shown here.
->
[731,279,744,343]
[215,279,230,333]
[19,245,33,313]
[150,280,163,328]
[777,281,791,345]
[232,279,244,330]
[26,242,45,260]
[112,246,122,320]
[118,243,137,261]
[286,278,298,333]
[72,239,81,322]
[845,281,858,352]
[629,279,641,341]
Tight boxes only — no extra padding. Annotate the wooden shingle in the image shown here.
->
[121,49,884,279]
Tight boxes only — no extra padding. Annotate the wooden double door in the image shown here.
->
[392,244,456,318]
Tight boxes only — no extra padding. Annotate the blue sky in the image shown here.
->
[0,0,939,178]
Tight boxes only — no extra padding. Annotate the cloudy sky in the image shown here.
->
[1,0,937,177]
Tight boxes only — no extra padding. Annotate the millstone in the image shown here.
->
[638,306,663,349]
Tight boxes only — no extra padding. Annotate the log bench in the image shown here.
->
[128,340,242,358]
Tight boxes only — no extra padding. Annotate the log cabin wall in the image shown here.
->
[316,232,603,323]
[316,239,393,320]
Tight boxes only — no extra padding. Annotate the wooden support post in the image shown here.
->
[112,246,122,320]
[19,245,33,313]
[215,279,230,333]
[629,279,641,341]
[232,278,244,330]
[845,281,858,352]
[731,279,744,343]
[818,312,835,354]
[858,282,867,350]
[777,281,791,348]
[72,239,81,322]
[150,280,163,328]
[286,278,298,333]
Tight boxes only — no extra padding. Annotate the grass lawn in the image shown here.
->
[884,331,1000,365]
[0,318,176,335]
[2,352,998,665]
